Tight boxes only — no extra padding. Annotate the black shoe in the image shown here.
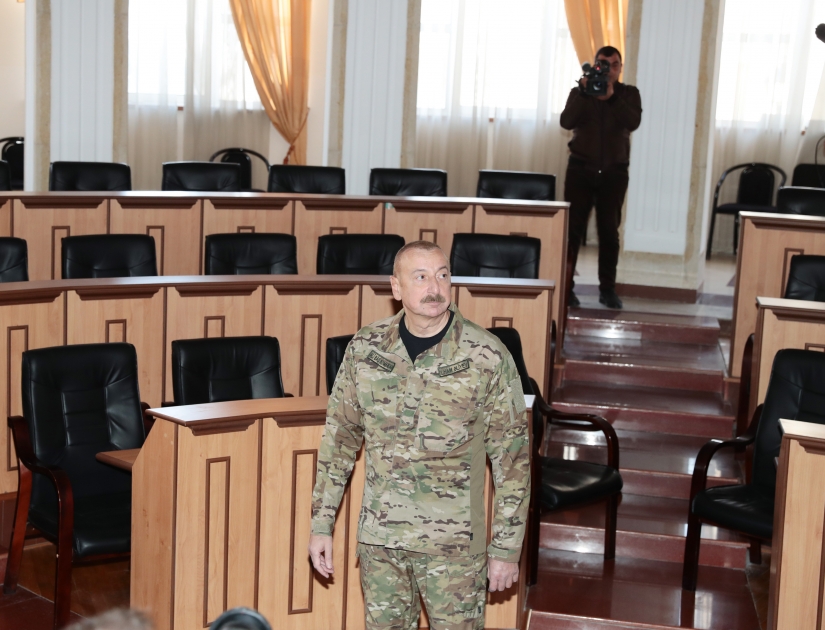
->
[568,291,580,308]
[599,289,623,309]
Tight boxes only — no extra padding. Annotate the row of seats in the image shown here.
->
[0,158,556,199]
[0,232,542,282]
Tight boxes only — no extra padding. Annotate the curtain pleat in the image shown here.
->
[564,0,628,65]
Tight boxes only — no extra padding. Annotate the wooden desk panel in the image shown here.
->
[731,213,825,378]
[358,284,400,330]
[12,198,108,280]
[0,297,65,494]
[66,288,165,407]
[383,199,474,257]
[293,199,384,274]
[109,199,202,276]
[0,199,11,236]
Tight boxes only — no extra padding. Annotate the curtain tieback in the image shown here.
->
[283,108,311,164]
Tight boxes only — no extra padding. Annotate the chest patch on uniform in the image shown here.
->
[437,359,471,377]
[367,350,395,372]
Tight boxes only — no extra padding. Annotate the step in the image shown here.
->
[562,337,726,393]
[551,382,735,439]
[566,308,721,346]
[539,495,750,569]
[526,549,760,630]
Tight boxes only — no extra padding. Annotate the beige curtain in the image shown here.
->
[229,0,311,164]
[564,0,628,65]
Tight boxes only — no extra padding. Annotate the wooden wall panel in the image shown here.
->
[0,199,11,236]
[293,200,383,274]
[109,199,202,276]
[357,284,399,329]
[165,286,265,402]
[65,288,165,407]
[172,422,260,629]
[0,298,64,494]
[456,285,553,396]
[258,421,350,630]
[731,214,825,378]
[12,199,108,280]
[383,201,473,258]
[264,285,361,397]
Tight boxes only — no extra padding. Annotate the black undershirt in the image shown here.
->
[399,311,454,362]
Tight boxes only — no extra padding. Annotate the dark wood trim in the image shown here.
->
[202,456,231,628]
[51,226,70,280]
[6,325,27,472]
[0,290,62,306]
[287,449,317,615]
[208,197,291,211]
[198,200,204,275]
[75,286,161,301]
[476,203,565,217]
[781,247,805,297]
[729,216,748,375]
[105,319,127,343]
[19,197,107,209]
[204,316,226,338]
[189,419,257,437]
[491,317,513,328]
[162,288,168,405]
[274,283,356,296]
[253,419,263,610]
[768,434,792,629]
[115,198,199,210]
[170,423,179,630]
[797,438,825,456]
[357,285,363,329]
[299,315,323,397]
[368,284,393,297]
[388,201,471,214]
[175,284,260,298]
[299,198,381,211]
[464,286,544,299]
[146,226,166,275]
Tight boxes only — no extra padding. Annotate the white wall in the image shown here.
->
[0,1,25,140]
[341,0,408,195]
[306,0,332,167]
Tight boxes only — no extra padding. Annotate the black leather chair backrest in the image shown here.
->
[738,166,775,206]
[205,233,298,275]
[754,349,825,491]
[0,160,10,191]
[0,138,23,189]
[62,234,158,279]
[49,161,132,191]
[450,233,541,279]
[218,150,254,190]
[776,186,825,217]
[369,168,447,197]
[317,234,405,275]
[792,164,825,188]
[476,170,555,201]
[487,327,535,396]
[171,336,285,405]
[0,237,28,282]
[268,165,346,194]
[326,334,355,394]
[162,161,241,192]
[22,343,145,528]
[784,255,825,301]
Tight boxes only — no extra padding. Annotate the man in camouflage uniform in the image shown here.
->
[309,240,530,630]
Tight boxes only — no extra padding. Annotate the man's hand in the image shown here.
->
[308,534,334,578]
[597,80,615,101]
[488,558,519,592]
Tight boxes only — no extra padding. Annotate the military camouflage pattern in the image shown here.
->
[357,542,486,630]
[311,304,530,562]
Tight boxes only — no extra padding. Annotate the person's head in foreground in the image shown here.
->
[64,608,153,630]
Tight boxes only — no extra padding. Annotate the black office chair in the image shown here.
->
[317,234,405,275]
[62,234,158,279]
[326,334,355,394]
[369,168,447,197]
[268,165,346,194]
[0,160,10,191]
[776,186,825,217]
[682,348,825,591]
[476,170,555,201]
[450,233,541,279]
[210,148,270,192]
[171,336,285,405]
[0,137,23,190]
[706,163,786,259]
[3,343,148,629]
[204,233,298,275]
[0,237,28,282]
[487,325,622,586]
[791,163,825,188]
[49,161,132,191]
[784,255,825,301]
[162,161,241,192]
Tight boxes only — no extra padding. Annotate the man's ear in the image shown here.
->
[390,276,402,301]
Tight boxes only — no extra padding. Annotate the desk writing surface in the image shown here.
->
[95,448,139,471]
[779,419,825,441]
[148,396,329,425]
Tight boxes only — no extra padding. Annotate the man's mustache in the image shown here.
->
[421,294,446,304]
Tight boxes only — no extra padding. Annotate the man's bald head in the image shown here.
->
[392,241,449,277]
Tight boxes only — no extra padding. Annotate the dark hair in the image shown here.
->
[595,46,622,61]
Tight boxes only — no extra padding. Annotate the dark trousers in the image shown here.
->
[564,162,629,292]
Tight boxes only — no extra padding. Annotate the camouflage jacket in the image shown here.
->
[310,305,530,562]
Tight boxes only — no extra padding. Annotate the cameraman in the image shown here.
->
[560,45,642,310]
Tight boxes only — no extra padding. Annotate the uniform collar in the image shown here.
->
[380,303,463,364]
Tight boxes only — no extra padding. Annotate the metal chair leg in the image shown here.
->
[682,512,702,591]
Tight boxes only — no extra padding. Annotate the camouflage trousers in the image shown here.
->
[357,543,487,630]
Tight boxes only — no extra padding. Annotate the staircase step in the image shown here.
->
[539,495,749,568]
[567,308,721,345]
[526,549,760,630]
[552,382,735,438]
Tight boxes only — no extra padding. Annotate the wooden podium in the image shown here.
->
[126,397,527,630]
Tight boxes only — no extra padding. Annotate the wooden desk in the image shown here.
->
[730,211,825,378]
[95,449,138,471]
[131,397,528,630]
[769,419,825,629]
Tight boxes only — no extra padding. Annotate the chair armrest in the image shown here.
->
[140,402,155,435]
[689,403,762,502]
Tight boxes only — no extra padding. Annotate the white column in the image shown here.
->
[341,0,408,195]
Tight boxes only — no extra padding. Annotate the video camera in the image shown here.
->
[579,59,610,97]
